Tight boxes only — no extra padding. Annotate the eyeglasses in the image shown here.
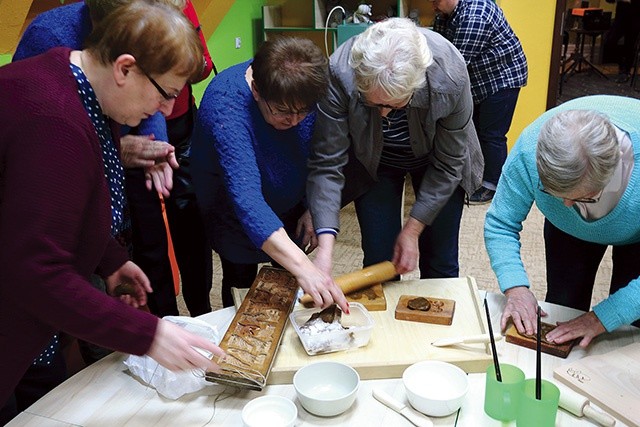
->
[358,91,413,110]
[138,65,179,101]
[264,100,311,118]
[539,183,604,204]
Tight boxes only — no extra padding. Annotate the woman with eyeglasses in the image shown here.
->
[0,1,224,416]
[307,18,483,283]
[485,95,640,348]
[190,37,348,313]
[14,0,215,320]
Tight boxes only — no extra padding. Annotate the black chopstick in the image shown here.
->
[484,297,502,382]
[536,305,542,400]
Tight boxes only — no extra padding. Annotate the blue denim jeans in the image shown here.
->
[473,87,521,189]
[354,165,465,278]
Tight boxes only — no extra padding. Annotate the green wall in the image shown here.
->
[0,53,11,67]
[192,0,267,104]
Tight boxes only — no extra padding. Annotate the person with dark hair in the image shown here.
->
[191,37,348,312]
[0,1,223,422]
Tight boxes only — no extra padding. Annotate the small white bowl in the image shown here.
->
[402,360,469,417]
[241,395,297,427]
[293,361,360,417]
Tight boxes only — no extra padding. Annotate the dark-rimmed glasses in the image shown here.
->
[264,100,311,118]
[138,66,179,101]
[358,91,413,110]
[539,182,603,204]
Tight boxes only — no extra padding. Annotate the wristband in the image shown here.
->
[315,228,338,237]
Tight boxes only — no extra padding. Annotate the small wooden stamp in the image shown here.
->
[505,322,576,358]
[346,283,387,311]
[394,294,455,325]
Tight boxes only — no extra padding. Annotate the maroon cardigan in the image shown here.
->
[0,47,158,404]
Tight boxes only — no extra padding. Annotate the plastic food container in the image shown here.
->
[289,302,374,355]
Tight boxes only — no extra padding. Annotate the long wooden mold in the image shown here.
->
[269,276,492,384]
[205,267,298,390]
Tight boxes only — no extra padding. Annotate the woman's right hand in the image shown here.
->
[501,286,547,335]
[296,263,349,313]
[146,319,226,371]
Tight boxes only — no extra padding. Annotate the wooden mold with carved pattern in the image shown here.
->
[205,267,298,390]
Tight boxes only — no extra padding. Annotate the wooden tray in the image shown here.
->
[269,277,492,384]
[554,342,640,426]
[205,267,298,390]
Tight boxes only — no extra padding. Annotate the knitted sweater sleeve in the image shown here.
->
[484,133,538,293]
[13,22,67,62]
[136,112,168,142]
[594,281,640,331]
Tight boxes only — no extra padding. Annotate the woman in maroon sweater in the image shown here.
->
[0,0,223,408]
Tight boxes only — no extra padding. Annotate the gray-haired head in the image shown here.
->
[349,17,432,101]
[536,109,619,195]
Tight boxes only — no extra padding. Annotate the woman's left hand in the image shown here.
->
[296,210,318,254]
[392,217,425,274]
[144,161,176,197]
[105,261,153,308]
[545,311,606,348]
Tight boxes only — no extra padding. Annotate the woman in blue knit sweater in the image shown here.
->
[485,95,640,347]
[191,37,348,312]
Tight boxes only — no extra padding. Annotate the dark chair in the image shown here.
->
[583,10,611,31]
[559,9,575,96]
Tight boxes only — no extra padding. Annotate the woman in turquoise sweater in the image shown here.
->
[485,95,640,347]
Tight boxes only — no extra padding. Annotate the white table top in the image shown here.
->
[8,291,639,426]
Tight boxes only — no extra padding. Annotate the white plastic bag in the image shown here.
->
[123,316,220,400]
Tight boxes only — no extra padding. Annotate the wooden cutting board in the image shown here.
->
[269,277,492,384]
[553,342,640,426]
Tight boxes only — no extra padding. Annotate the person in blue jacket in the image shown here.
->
[191,36,348,313]
[485,95,640,347]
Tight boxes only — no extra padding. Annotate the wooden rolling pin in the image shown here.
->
[558,384,616,426]
[299,261,397,306]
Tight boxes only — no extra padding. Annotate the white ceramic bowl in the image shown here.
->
[402,360,469,417]
[293,361,360,417]
[241,395,297,427]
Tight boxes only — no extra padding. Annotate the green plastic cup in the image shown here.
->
[484,363,525,421]
[516,379,560,427]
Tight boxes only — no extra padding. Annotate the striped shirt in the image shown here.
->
[379,109,429,170]
[433,0,528,104]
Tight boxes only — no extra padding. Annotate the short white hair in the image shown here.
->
[349,18,433,101]
[536,109,619,194]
